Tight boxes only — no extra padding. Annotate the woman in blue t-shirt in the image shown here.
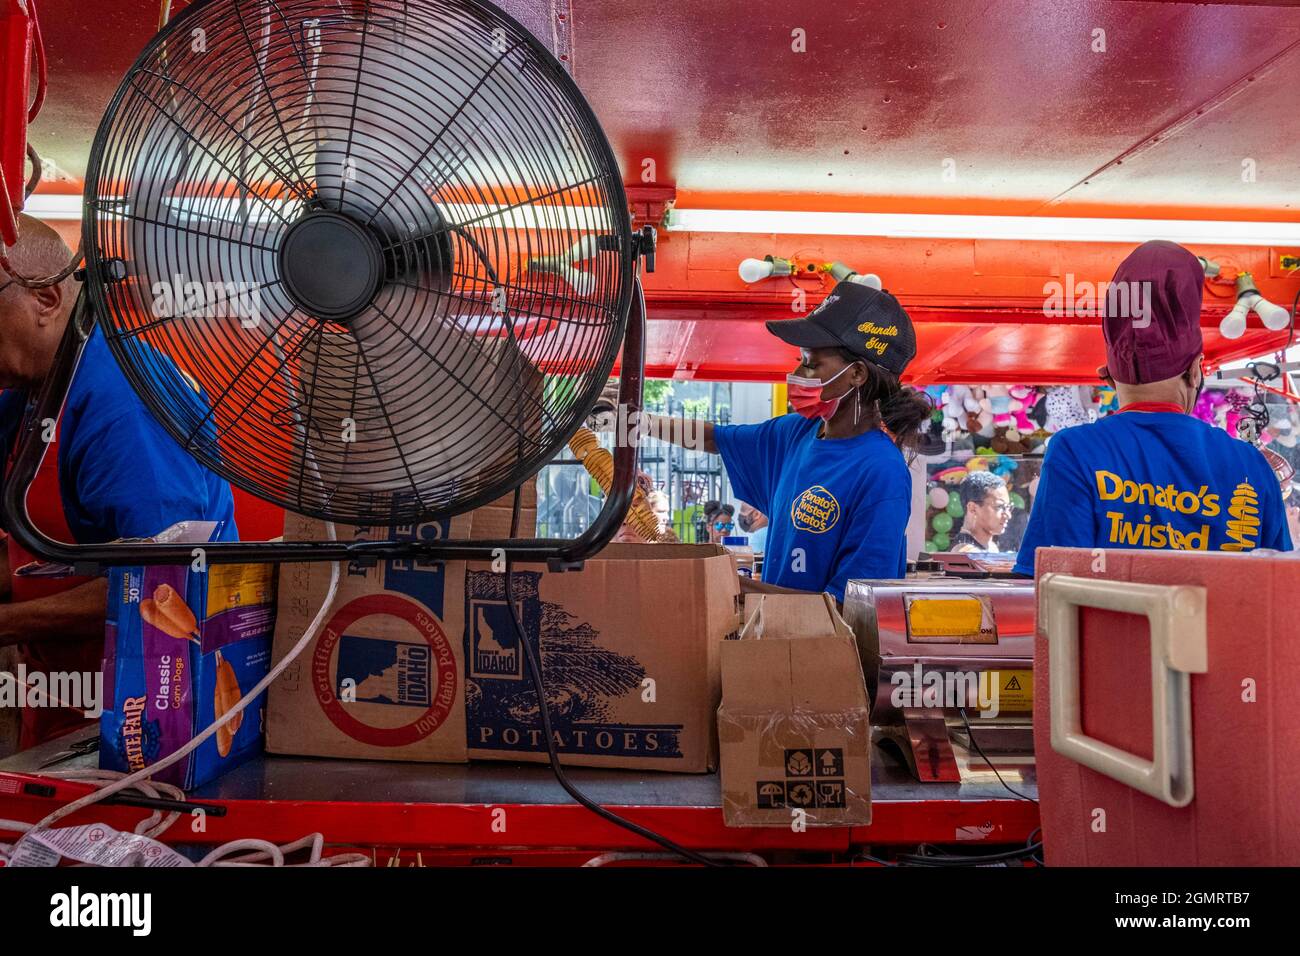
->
[639,281,931,602]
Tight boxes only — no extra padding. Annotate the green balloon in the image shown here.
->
[931,512,953,533]
[946,495,965,517]
[925,539,938,553]
[1010,492,1025,510]
[933,532,950,550]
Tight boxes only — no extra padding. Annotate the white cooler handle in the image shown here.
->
[1040,573,1207,808]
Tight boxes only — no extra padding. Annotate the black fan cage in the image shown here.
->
[81,0,634,527]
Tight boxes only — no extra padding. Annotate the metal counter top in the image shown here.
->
[0,726,1036,808]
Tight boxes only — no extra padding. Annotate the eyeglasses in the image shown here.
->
[713,521,734,531]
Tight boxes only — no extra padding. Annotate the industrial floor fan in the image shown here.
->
[4,0,650,570]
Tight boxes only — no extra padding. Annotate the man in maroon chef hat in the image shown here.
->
[1014,240,1290,576]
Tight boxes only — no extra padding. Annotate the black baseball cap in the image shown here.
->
[765,281,917,376]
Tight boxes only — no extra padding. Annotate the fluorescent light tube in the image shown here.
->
[665,208,1300,246]
[21,193,84,220]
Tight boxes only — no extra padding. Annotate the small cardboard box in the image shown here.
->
[718,593,872,827]
[464,541,741,772]
[99,523,277,789]
[265,488,533,763]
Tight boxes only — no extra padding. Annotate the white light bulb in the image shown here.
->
[1220,303,1249,340]
[738,257,776,283]
[567,234,601,264]
[1252,294,1292,331]
[560,265,596,296]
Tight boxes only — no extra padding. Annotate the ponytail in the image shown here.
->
[835,348,933,453]
[879,382,934,453]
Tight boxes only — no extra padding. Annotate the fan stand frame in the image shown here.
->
[1,279,647,574]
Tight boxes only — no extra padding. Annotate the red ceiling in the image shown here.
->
[20,0,1300,383]
[576,0,1300,221]
[29,0,1300,219]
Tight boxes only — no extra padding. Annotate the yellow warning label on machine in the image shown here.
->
[906,597,987,640]
[982,670,1033,712]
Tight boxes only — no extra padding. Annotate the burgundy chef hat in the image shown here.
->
[1099,240,1205,385]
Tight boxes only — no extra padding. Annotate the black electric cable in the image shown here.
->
[855,712,1045,868]
[503,486,722,867]
[1026,825,1044,866]
[956,706,1036,802]
[873,708,1043,867]
[895,842,1043,866]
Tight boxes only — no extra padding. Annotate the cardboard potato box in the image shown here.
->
[718,593,872,827]
[267,485,741,772]
[100,523,277,789]
[266,509,475,763]
[463,541,741,772]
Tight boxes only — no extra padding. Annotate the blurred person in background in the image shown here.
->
[612,471,678,543]
[702,500,736,544]
[952,471,1011,552]
[646,490,676,541]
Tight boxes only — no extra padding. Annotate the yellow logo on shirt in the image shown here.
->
[791,485,841,534]
[1222,481,1261,551]
[1095,469,1261,552]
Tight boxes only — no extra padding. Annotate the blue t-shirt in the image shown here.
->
[714,414,911,600]
[1015,412,1290,576]
[0,327,238,545]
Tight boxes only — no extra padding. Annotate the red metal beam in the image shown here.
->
[0,771,1039,856]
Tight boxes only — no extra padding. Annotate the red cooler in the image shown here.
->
[1034,547,1300,866]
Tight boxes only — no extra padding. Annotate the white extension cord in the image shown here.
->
[0,523,364,868]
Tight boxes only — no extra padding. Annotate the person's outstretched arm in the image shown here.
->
[594,380,717,453]
[638,413,717,454]
[0,577,108,646]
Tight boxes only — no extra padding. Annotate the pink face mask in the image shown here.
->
[787,364,857,421]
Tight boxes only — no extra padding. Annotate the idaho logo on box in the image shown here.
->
[312,593,458,747]
[336,636,432,707]
[469,599,523,680]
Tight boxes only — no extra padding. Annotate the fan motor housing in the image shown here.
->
[279,211,386,323]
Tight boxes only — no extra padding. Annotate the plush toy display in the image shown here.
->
[1040,386,1092,432]
[1007,385,1037,433]
[968,386,995,437]
[940,385,985,441]
[1193,388,1229,427]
